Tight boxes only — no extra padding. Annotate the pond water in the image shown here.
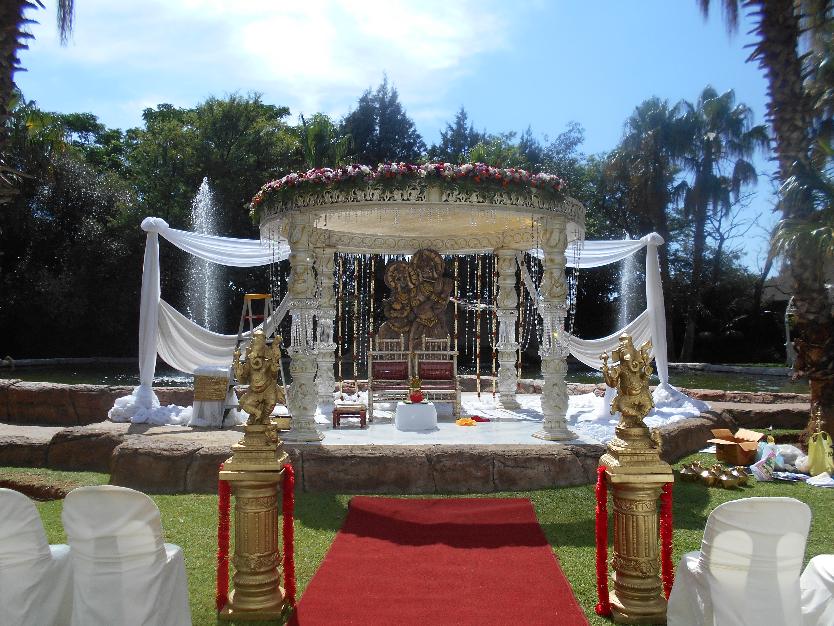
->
[0,363,808,393]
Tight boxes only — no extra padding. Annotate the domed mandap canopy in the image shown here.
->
[249,163,586,442]
[253,163,584,255]
[118,162,690,444]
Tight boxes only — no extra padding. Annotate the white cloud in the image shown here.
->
[25,0,512,127]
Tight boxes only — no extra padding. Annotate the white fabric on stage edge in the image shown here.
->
[668,497,811,626]
[0,488,73,626]
[62,485,192,626]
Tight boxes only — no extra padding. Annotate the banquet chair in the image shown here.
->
[62,485,191,626]
[801,554,834,625]
[0,488,73,626]
[667,497,811,626]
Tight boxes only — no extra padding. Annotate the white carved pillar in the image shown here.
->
[495,248,520,410]
[283,213,324,442]
[314,248,336,407]
[534,215,576,441]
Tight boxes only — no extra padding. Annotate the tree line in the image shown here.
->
[0,78,785,363]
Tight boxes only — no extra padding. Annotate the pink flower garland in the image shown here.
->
[250,162,567,209]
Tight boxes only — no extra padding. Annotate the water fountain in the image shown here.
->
[617,243,641,330]
[187,178,221,331]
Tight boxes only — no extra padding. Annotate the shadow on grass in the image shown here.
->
[293,492,349,532]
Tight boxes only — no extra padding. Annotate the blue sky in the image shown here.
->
[18,0,777,269]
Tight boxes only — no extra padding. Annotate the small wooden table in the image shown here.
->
[332,403,367,428]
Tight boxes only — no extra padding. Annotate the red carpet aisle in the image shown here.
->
[290,497,588,625]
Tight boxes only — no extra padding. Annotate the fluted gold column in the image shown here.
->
[601,423,672,624]
[219,424,288,621]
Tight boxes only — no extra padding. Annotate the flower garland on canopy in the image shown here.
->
[249,162,567,217]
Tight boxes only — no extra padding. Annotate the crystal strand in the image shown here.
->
[491,253,497,399]
[476,254,482,399]
[353,255,359,389]
[337,254,343,391]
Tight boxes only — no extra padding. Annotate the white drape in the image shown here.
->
[157,295,290,374]
[524,232,670,384]
[109,217,291,423]
[564,311,652,370]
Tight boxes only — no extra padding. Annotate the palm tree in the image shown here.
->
[677,87,769,361]
[606,97,690,355]
[699,0,834,433]
[0,0,74,203]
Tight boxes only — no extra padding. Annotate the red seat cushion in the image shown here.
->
[372,362,408,380]
[419,361,454,380]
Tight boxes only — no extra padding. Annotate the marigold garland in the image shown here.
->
[282,463,297,607]
[660,481,674,598]
[594,466,612,617]
[215,463,231,612]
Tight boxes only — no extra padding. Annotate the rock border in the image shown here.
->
[0,401,809,495]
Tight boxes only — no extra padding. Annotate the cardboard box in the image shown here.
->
[707,428,764,465]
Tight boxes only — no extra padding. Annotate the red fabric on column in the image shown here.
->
[660,481,674,599]
[215,463,231,612]
[594,465,612,617]
[282,463,296,606]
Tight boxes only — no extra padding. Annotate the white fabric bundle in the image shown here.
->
[801,555,834,625]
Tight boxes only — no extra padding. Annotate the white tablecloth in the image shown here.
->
[395,401,438,431]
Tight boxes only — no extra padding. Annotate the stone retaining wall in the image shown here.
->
[0,401,809,494]
[0,380,192,426]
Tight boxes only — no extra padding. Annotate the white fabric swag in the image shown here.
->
[525,233,670,384]
[109,217,291,423]
[111,217,672,423]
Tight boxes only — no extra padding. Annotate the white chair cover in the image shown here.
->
[0,488,72,626]
[62,485,191,626]
[801,555,834,625]
[668,497,811,626]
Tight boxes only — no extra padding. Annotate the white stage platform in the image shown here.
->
[312,387,708,447]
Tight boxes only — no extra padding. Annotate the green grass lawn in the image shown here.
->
[5,454,832,626]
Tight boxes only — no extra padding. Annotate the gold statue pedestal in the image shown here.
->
[601,422,673,625]
[218,423,289,622]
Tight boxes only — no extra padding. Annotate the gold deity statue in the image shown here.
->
[232,330,286,425]
[600,333,654,426]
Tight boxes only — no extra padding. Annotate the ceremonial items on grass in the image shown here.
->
[679,462,750,488]
[219,330,290,621]
[598,332,673,624]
